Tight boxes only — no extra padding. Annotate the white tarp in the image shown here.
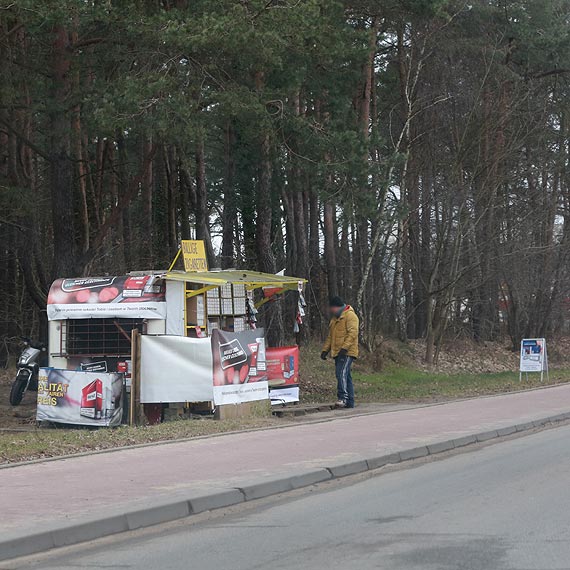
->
[140,335,213,403]
[165,279,185,336]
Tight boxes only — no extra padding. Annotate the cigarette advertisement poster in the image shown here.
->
[37,369,123,427]
[265,346,300,404]
[211,329,269,405]
[47,275,166,321]
[520,338,547,372]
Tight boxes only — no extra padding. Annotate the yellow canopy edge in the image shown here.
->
[165,269,306,290]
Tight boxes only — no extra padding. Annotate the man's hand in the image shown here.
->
[321,351,328,361]
[338,348,348,358]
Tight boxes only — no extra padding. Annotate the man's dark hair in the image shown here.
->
[329,296,345,308]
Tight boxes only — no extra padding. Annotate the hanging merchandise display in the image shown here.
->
[294,281,307,334]
[246,290,258,330]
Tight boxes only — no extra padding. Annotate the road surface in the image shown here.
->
[6,383,570,539]
[5,424,570,570]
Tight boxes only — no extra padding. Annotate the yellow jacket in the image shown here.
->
[322,306,359,358]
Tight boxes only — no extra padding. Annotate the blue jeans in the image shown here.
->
[335,355,354,407]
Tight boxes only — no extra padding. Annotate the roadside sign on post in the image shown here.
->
[519,338,549,383]
[181,240,208,272]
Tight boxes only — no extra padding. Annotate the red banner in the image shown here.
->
[266,346,300,404]
[47,275,166,320]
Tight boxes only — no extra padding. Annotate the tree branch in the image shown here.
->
[532,68,570,79]
[76,144,157,272]
[0,117,51,161]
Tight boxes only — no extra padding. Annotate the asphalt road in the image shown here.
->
[6,424,570,570]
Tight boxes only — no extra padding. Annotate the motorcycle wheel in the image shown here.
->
[9,372,28,406]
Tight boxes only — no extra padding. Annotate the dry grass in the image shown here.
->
[0,416,281,465]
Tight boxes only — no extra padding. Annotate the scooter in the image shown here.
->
[9,338,46,406]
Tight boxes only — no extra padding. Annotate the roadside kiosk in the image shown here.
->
[42,241,306,426]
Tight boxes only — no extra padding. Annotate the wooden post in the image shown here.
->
[129,328,141,426]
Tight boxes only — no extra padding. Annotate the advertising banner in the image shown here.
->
[37,369,123,426]
[520,338,548,380]
[80,361,108,373]
[211,329,269,405]
[47,275,166,321]
[265,346,300,404]
[140,335,213,403]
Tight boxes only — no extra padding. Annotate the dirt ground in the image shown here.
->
[409,339,518,374]
[0,369,36,430]
[408,336,570,374]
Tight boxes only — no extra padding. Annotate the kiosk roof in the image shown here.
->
[165,270,306,289]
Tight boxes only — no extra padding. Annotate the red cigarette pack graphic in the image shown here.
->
[123,275,164,301]
[265,346,299,386]
[80,379,103,419]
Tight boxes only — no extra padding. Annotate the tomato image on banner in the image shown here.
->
[46,275,166,320]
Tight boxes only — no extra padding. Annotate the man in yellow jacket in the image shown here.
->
[321,296,359,408]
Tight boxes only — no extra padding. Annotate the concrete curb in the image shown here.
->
[2,411,570,562]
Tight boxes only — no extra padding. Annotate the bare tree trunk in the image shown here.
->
[107,144,125,272]
[256,134,275,275]
[178,154,191,241]
[308,190,321,330]
[324,202,338,298]
[141,136,154,267]
[292,189,309,278]
[195,141,215,266]
[163,145,177,260]
[256,134,283,344]
[221,122,236,268]
[392,220,407,341]
[49,23,75,278]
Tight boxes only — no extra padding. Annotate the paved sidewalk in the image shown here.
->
[3,385,570,544]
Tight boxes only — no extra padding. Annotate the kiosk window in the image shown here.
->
[62,319,144,356]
